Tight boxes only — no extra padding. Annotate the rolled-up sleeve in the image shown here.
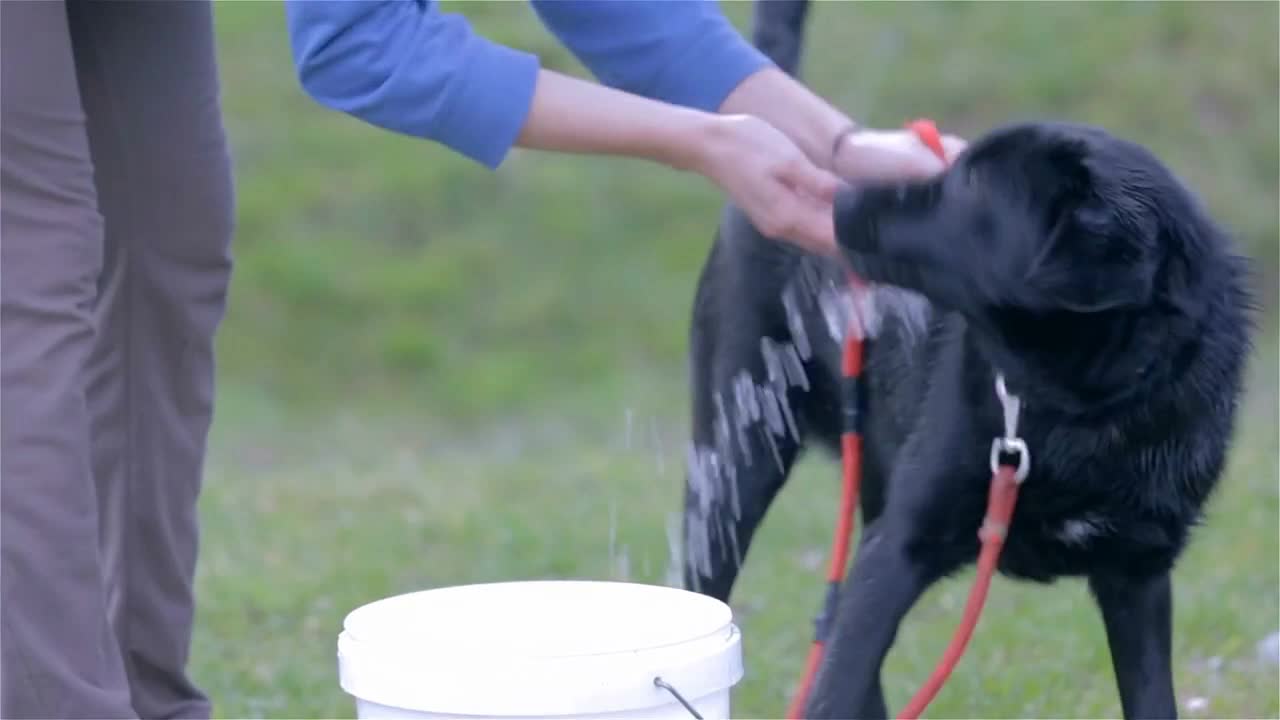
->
[530,0,772,112]
[285,0,541,169]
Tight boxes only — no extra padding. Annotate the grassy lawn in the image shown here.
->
[196,2,1278,718]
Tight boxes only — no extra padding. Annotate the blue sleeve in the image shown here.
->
[530,0,772,112]
[284,0,773,171]
[285,0,541,170]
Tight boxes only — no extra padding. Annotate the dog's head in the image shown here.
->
[835,121,1180,316]
[835,121,1240,411]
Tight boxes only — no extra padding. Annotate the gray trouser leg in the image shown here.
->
[0,1,235,718]
[0,0,132,716]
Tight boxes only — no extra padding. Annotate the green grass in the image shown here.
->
[195,2,1278,718]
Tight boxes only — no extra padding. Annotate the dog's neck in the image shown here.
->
[969,308,1203,427]
[972,232,1252,427]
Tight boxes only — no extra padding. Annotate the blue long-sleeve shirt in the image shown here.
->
[284,0,772,169]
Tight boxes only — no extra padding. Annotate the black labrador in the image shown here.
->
[680,3,1256,718]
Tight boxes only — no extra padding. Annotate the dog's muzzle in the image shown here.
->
[833,187,882,254]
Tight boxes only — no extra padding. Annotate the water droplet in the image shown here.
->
[782,342,810,391]
[758,385,785,437]
[650,416,666,476]
[782,288,812,360]
[1258,630,1280,666]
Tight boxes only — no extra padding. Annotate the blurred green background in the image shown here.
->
[197,2,1279,718]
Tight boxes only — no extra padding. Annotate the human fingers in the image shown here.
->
[837,127,975,181]
[788,197,837,256]
[940,134,968,164]
[703,116,838,253]
[836,129,944,181]
[750,189,836,256]
[778,155,844,204]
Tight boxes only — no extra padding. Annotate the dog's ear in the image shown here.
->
[1007,136,1158,313]
[1024,182,1158,314]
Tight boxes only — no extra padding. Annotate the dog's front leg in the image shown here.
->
[1089,570,1177,720]
[803,520,938,720]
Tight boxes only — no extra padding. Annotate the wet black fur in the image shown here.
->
[680,3,1256,718]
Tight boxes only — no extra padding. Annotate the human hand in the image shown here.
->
[833,127,967,183]
[695,114,843,256]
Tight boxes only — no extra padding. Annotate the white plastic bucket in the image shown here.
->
[336,580,744,719]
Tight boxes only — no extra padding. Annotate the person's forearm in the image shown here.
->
[514,68,717,173]
[717,66,856,171]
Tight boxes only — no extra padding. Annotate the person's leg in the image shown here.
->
[0,1,136,717]
[66,1,236,718]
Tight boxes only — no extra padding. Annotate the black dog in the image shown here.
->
[680,3,1255,718]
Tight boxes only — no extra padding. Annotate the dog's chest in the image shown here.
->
[998,508,1126,581]
[894,361,1152,581]
[1011,500,1121,550]
[1052,513,1113,545]
[993,423,1183,580]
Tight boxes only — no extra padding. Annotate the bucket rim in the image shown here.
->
[341,579,735,658]
[335,580,745,716]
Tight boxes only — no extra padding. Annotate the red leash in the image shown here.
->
[785,120,1030,720]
